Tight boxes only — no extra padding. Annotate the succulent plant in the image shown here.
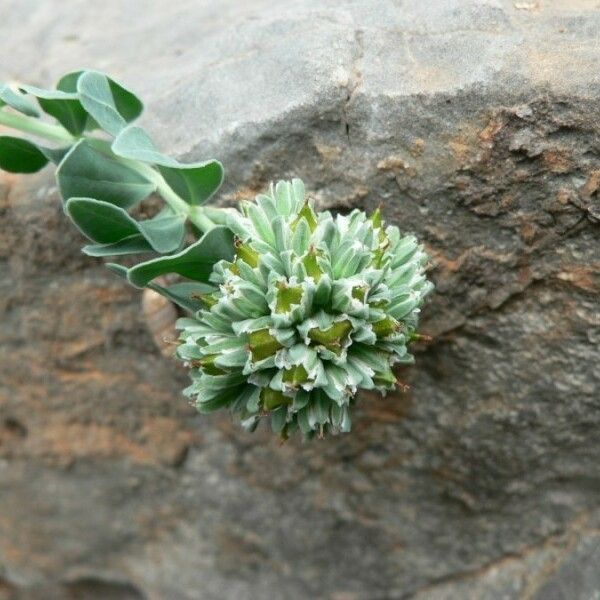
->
[177,179,433,438]
[0,70,432,439]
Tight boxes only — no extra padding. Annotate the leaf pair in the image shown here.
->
[57,140,155,209]
[1,69,224,209]
[20,70,142,137]
[111,126,223,205]
[55,134,226,261]
[54,126,223,213]
[65,198,186,256]
[0,70,142,174]
[1,69,234,315]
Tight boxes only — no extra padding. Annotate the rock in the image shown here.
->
[1,1,599,599]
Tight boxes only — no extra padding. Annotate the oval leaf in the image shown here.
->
[66,197,185,254]
[112,126,224,205]
[127,226,235,288]
[83,235,153,257]
[138,213,186,254]
[19,85,87,135]
[57,140,155,208]
[65,197,139,243]
[159,161,224,206]
[111,126,167,164]
[77,71,143,136]
[0,84,39,117]
[56,71,83,93]
[56,71,100,131]
[0,136,48,173]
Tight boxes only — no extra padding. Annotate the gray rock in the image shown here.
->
[1,1,599,599]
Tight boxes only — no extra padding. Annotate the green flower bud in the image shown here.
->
[308,320,352,355]
[234,237,259,267]
[177,178,433,438]
[302,246,323,281]
[291,201,318,232]
[248,328,283,361]
[274,281,303,313]
[282,364,309,386]
[371,317,398,338]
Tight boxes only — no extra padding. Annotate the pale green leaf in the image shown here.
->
[112,126,223,205]
[77,71,143,136]
[138,213,186,253]
[65,197,185,253]
[0,84,39,116]
[57,140,155,208]
[127,226,235,288]
[83,235,153,256]
[105,263,129,279]
[66,197,138,243]
[19,84,87,135]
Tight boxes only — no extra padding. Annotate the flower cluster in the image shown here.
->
[176,179,432,438]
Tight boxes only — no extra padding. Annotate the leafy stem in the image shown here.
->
[0,110,218,231]
[0,69,231,313]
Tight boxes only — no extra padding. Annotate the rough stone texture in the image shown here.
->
[1,1,599,599]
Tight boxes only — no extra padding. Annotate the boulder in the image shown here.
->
[1,1,599,598]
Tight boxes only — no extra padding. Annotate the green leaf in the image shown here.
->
[57,140,155,208]
[19,85,87,135]
[83,235,153,256]
[112,126,224,204]
[137,213,186,253]
[160,161,224,206]
[65,197,185,253]
[111,126,166,163]
[0,136,48,173]
[65,197,139,243]
[147,281,215,313]
[77,71,143,136]
[105,262,216,311]
[127,226,235,288]
[105,263,129,279]
[56,71,82,93]
[56,72,99,131]
[0,84,40,117]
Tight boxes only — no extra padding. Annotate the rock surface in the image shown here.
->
[1,1,599,598]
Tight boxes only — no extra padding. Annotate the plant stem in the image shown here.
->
[0,110,74,144]
[203,205,236,226]
[188,206,219,232]
[124,159,217,231]
[0,110,219,232]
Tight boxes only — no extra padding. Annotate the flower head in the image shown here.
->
[177,179,433,438]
